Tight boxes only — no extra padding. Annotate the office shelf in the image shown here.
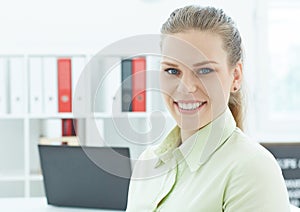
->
[0,53,174,198]
[0,170,25,182]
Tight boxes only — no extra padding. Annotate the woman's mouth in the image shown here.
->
[174,101,207,114]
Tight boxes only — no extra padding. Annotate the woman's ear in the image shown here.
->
[231,61,243,92]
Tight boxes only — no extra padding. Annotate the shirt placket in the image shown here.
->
[152,159,178,211]
[154,150,189,212]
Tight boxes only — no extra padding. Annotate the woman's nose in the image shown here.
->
[177,71,199,93]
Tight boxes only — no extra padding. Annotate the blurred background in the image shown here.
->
[1,0,299,139]
[0,0,299,207]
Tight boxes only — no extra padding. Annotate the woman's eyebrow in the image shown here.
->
[193,60,218,67]
[160,61,179,67]
[161,60,218,67]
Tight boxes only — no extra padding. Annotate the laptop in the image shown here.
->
[260,142,300,207]
[38,145,132,210]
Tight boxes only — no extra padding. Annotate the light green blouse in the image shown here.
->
[126,108,290,212]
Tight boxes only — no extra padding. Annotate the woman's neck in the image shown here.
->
[180,129,198,144]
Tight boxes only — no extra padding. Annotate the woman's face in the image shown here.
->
[160,30,242,131]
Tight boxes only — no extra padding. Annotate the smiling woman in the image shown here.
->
[159,31,240,140]
[126,5,290,212]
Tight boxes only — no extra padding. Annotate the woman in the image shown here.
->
[126,5,290,212]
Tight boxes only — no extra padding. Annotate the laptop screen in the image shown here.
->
[260,142,300,208]
[38,145,132,210]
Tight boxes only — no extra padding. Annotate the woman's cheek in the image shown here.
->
[203,77,229,116]
[159,74,178,97]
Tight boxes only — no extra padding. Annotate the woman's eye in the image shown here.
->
[165,68,180,75]
[197,68,214,75]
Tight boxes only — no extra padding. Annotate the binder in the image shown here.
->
[29,57,43,113]
[0,57,8,114]
[43,57,58,114]
[62,119,76,136]
[95,57,121,113]
[86,57,99,113]
[110,59,122,114]
[9,57,25,114]
[121,59,132,112]
[71,56,87,115]
[146,55,164,112]
[57,58,72,113]
[132,57,146,112]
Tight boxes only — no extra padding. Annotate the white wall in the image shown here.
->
[0,0,256,55]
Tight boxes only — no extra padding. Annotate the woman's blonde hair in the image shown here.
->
[161,5,245,130]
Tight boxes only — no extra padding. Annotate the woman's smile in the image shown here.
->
[174,100,207,115]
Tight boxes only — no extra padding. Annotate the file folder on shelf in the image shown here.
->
[121,59,132,112]
[146,55,164,112]
[29,57,43,113]
[57,58,72,113]
[96,57,121,114]
[57,58,74,137]
[71,56,87,115]
[43,57,58,114]
[9,57,25,114]
[62,119,76,136]
[132,57,146,112]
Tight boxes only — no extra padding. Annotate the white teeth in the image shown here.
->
[177,102,204,110]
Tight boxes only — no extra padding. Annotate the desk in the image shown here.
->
[0,197,124,212]
[0,197,299,212]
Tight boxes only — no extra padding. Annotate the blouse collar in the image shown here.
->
[153,107,236,172]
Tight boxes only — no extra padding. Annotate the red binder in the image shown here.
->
[62,119,76,136]
[58,58,74,136]
[132,57,146,112]
[62,119,72,136]
[57,58,72,113]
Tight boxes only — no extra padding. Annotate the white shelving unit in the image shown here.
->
[0,54,175,197]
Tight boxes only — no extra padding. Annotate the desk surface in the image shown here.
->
[0,197,299,212]
[0,197,124,212]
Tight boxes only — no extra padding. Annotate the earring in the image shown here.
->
[232,86,238,92]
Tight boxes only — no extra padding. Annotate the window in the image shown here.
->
[268,3,300,117]
[255,0,300,140]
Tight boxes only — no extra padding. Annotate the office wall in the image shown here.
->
[0,0,256,55]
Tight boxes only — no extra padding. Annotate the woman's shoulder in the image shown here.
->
[223,128,280,171]
[221,128,290,211]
